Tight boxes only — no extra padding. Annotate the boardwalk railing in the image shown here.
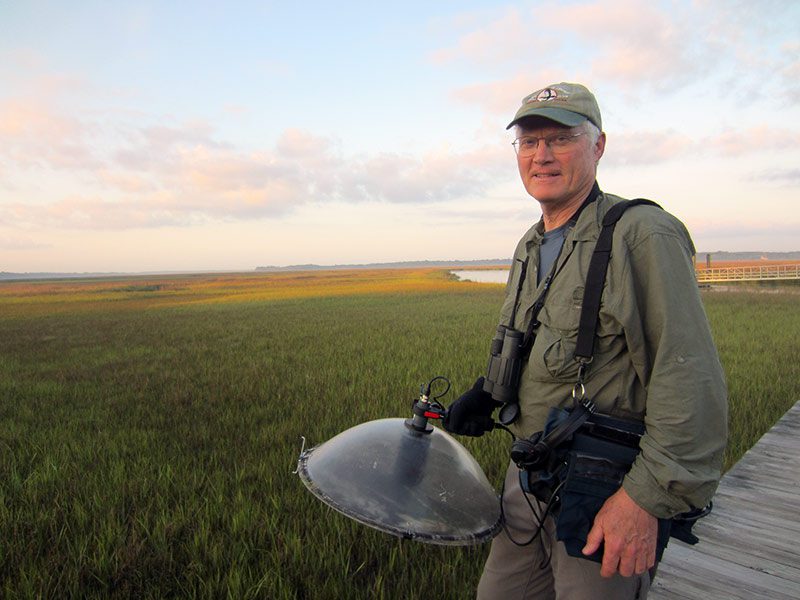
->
[695,263,800,283]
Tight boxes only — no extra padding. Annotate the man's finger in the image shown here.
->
[644,536,657,572]
[634,551,648,576]
[599,543,622,578]
[581,523,603,556]
[617,545,637,578]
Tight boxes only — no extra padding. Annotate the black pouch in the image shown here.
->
[555,432,672,563]
[517,409,673,564]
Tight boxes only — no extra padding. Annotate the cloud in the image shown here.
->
[703,127,800,157]
[433,1,704,92]
[602,130,693,166]
[0,99,104,170]
[746,168,800,186]
[778,41,800,104]
[429,7,538,66]
[601,125,800,166]
[436,0,800,107]
[4,86,796,229]
[545,0,702,89]
[451,72,564,117]
[341,144,508,204]
[691,221,800,250]
[0,236,52,250]
[0,94,514,230]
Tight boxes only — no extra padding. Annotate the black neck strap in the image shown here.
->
[507,257,528,327]
[573,199,661,368]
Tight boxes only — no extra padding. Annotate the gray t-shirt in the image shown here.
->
[537,223,568,284]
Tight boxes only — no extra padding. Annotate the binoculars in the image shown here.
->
[483,324,528,424]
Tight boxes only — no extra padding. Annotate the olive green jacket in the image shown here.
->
[501,188,728,519]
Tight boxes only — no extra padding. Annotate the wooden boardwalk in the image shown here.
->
[650,401,800,599]
[695,263,800,283]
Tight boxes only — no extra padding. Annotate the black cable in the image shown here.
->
[535,480,565,569]
[493,422,516,440]
[422,375,451,400]
[499,474,565,548]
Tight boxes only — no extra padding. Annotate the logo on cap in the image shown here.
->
[534,88,560,102]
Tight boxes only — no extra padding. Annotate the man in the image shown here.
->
[443,82,727,599]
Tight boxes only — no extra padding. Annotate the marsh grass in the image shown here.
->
[702,288,800,464]
[0,271,797,598]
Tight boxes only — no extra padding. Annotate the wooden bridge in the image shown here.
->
[650,401,800,599]
[695,264,800,284]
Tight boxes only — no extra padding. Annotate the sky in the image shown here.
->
[1,0,799,273]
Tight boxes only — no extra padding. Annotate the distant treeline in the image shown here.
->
[254,259,513,272]
[255,253,800,272]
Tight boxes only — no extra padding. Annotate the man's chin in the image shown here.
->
[526,179,564,198]
[528,189,566,205]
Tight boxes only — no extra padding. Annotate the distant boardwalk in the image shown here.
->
[696,263,800,284]
[650,401,800,599]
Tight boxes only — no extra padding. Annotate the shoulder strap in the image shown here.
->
[573,199,661,364]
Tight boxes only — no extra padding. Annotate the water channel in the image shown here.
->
[451,270,510,284]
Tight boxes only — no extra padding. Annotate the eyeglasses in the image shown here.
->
[512,131,586,157]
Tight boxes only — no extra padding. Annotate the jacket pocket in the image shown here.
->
[528,299,624,382]
[531,302,582,381]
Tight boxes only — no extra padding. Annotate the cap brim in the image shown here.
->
[506,107,588,130]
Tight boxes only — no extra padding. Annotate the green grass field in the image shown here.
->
[1,270,798,598]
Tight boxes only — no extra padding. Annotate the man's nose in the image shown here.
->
[531,140,554,162]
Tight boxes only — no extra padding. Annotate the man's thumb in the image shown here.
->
[582,523,603,555]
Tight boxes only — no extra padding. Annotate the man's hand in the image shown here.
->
[442,377,500,437]
[582,487,658,578]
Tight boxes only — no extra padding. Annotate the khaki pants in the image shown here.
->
[477,462,651,600]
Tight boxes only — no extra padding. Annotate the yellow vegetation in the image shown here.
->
[0,268,496,317]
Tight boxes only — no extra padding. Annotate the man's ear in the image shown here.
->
[594,132,606,163]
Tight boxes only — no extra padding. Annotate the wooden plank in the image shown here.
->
[653,549,800,599]
[712,486,799,518]
[675,536,800,580]
[650,400,800,599]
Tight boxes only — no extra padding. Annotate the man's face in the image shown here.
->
[515,121,606,209]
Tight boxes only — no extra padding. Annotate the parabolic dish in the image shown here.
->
[297,418,501,545]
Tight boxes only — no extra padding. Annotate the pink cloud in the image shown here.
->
[703,127,800,157]
[342,143,508,204]
[429,8,534,65]
[0,100,102,170]
[602,130,693,166]
[432,0,707,92]
[545,0,696,81]
[452,75,541,117]
[600,125,800,166]
[5,94,796,230]
[0,91,515,230]
[450,71,572,116]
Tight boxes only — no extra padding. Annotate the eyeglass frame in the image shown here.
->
[512,131,587,157]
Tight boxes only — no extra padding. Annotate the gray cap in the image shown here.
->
[507,82,602,130]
